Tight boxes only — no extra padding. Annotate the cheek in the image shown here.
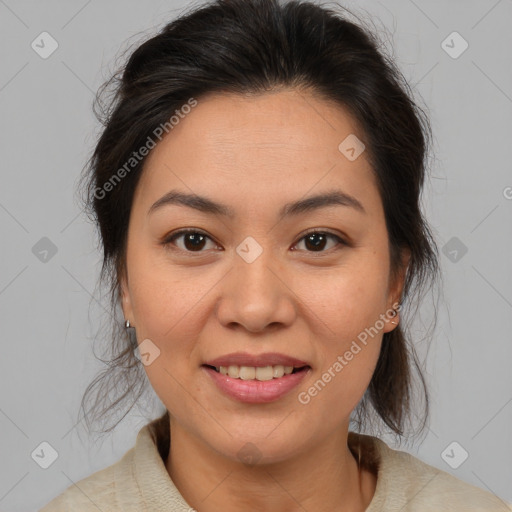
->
[290,255,387,407]
[127,247,214,341]
[293,254,389,337]
[126,258,208,414]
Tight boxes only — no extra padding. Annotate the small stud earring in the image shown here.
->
[390,307,399,325]
[125,319,131,329]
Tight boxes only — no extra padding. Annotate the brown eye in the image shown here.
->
[162,228,346,255]
[163,230,217,252]
[293,231,345,253]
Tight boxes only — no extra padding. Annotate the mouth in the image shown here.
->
[201,363,312,403]
[202,364,311,380]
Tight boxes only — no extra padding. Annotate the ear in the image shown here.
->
[383,247,411,333]
[119,271,134,325]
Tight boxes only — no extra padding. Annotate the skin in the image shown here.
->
[120,88,409,512]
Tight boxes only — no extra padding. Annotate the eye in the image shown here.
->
[162,229,219,253]
[292,230,346,253]
[161,228,346,254]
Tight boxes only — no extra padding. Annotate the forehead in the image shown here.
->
[135,89,381,219]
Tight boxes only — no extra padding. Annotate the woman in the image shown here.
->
[40,0,511,510]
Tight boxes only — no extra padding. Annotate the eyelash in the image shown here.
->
[161,228,347,255]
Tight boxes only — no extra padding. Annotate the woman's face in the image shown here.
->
[120,89,407,463]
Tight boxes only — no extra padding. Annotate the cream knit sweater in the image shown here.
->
[40,417,511,511]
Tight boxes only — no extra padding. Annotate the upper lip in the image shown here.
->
[203,352,310,368]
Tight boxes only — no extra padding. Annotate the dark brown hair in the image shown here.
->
[77,0,441,445]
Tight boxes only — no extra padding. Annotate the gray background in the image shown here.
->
[1,0,511,510]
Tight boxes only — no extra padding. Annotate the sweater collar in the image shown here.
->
[131,415,390,511]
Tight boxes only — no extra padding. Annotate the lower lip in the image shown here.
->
[202,365,311,403]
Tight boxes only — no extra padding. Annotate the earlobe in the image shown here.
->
[119,276,133,322]
[383,303,400,333]
[384,247,411,332]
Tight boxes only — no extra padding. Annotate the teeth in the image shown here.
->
[216,364,296,380]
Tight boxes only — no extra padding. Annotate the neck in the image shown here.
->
[165,417,376,512]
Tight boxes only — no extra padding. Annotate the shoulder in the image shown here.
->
[38,461,118,511]
[39,413,189,512]
[356,433,512,512]
[38,446,135,512]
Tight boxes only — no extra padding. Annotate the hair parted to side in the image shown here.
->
[76,0,441,446]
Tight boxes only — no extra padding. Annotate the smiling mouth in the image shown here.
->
[203,364,310,380]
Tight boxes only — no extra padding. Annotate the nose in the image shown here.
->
[215,250,297,333]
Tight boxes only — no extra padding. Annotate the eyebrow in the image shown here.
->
[147,188,366,219]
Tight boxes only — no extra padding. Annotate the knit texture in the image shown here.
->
[39,415,511,511]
